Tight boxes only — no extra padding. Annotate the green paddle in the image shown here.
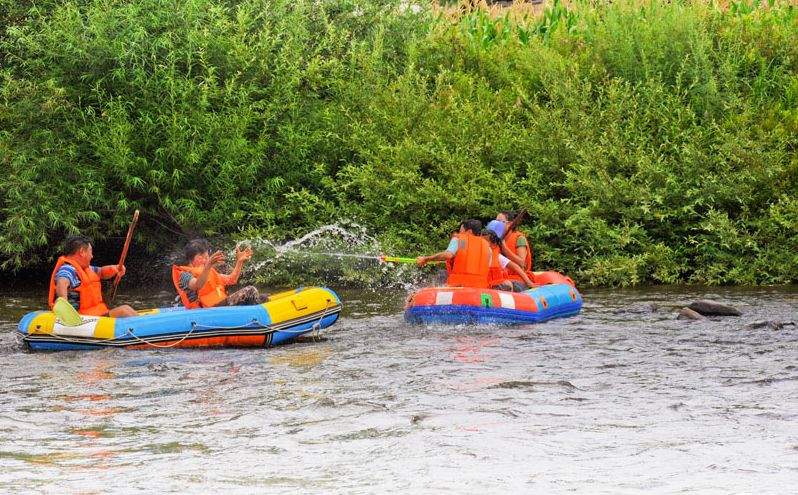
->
[380,256,417,264]
[380,255,444,264]
[53,297,83,326]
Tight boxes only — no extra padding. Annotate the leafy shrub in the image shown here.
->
[1,0,796,286]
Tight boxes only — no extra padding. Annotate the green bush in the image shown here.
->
[1,0,796,286]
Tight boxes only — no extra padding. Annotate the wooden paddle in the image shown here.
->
[110,209,139,301]
[504,209,528,237]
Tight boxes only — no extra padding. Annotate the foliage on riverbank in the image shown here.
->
[1,0,796,286]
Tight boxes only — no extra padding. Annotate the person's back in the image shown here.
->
[447,230,491,288]
[417,219,491,289]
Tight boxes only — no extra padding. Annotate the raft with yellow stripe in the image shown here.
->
[17,287,341,351]
[405,272,582,325]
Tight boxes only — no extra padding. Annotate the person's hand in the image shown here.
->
[416,256,427,267]
[117,265,126,277]
[235,245,253,264]
[206,250,226,268]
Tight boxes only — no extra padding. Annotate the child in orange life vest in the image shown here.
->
[172,239,268,308]
[496,210,535,291]
[483,220,536,292]
[416,219,492,288]
[49,235,138,318]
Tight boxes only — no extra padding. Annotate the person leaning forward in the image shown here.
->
[48,235,138,318]
[483,220,536,292]
[416,219,491,289]
[497,210,535,291]
[172,239,268,309]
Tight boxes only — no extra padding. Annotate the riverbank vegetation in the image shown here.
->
[1,0,796,286]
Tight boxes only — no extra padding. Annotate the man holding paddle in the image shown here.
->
[48,235,138,318]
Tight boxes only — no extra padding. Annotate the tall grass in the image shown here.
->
[1,0,796,286]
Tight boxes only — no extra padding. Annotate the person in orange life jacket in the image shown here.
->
[172,239,268,308]
[483,220,535,292]
[49,235,138,318]
[496,210,534,291]
[416,219,492,288]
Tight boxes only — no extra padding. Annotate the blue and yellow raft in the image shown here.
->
[17,287,341,351]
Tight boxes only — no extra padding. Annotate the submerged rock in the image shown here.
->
[747,320,796,331]
[677,307,707,321]
[687,299,742,316]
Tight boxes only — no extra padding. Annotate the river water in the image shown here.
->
[1,284,796,493]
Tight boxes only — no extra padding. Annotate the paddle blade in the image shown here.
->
[53,297,83,326]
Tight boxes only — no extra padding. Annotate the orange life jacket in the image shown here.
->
[488,244,509,287]
[48,256,109,316]
[171,265,228,309]
[446,232,490,288]
[504,230,534,282]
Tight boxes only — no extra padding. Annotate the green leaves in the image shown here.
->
[0,0,796,286]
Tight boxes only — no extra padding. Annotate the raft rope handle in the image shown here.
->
[272,299,333,339]
[123,323,199,349]
[41,307,330,347]
[311,299,332,340]
[189,319,266,331]
[124,318,266,349]
[26,327,198,348]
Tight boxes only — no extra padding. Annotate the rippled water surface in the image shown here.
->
[1,284,797,493]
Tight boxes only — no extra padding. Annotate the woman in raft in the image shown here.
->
[496,210,535,291]
[172,239,268,308]
[483,220,535,292]
[415,219,533,292]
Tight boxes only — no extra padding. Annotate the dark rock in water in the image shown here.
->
[677,307,706,321]
[488,380,579,390]
[410,414,430,425]
[687,299,742,316]
[747,320,796,331]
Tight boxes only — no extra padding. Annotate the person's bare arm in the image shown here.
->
[500,240,525,266]
[417,251,454,267]
[507,260,535,287]
[55,277,70,299]
[188,251,225,291]
[224,246,253,285]
[98,265,123,279]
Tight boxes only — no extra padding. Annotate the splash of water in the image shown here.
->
[157,221,432,290]
[238,221,429,290]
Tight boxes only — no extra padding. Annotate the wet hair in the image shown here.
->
[460,219,482,235]
[483,229,502,246]
[185,238,212,263]
[63,235,93,255]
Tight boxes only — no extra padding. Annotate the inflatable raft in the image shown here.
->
[405,272,582,325]
[17,287,341,351]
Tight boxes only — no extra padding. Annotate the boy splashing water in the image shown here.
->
[172,239,268,308]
